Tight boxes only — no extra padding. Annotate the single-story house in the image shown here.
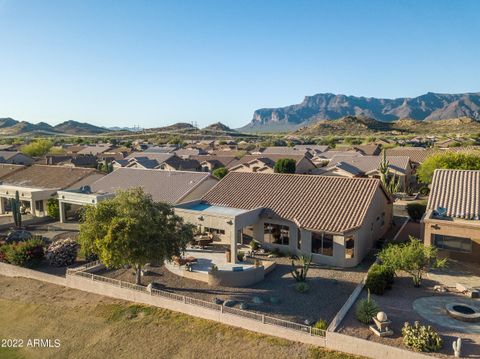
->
[0,151,34,165]
[227,154,317,174]
[57,168,218,222]
[422,169,480,262]
[316,155,413,190]
[385,147,435,167]
[176,172,393,267]
[0,165,103,217]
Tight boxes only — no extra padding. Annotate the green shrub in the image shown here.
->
[295,282,310,293]
[250,240,260,250]
[402,321,443,352]
[355,292,379,324]
[419,186,430,196]
[406,201,427,222]
[366,264,395,294]
[237,250,245,262]
[313,319,328,330]
[2,237,44,267]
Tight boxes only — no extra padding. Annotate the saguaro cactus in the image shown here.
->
[9,191,22,228]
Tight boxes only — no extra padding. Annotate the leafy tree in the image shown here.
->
[378,236,446,287]
[212,167,228,179]
[46,198,71,220]
[79,188,194,284]
[274,158,296,174]
[21,139,53,157]
[417,152,480,184]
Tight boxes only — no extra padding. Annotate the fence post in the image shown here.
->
[183,296,186,304]
[220,305,223,314]
[262,315,265,324]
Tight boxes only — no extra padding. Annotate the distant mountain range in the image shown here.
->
[293,116,480,136]
[239,92,480,132]
[0,118,110,136]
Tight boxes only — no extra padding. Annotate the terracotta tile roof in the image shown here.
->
[427,169,480,220]
[328,155,411,175]
[1,165,101,189]
[0,164,25,179]
[91,168,216,204]
[227,154,311,169]
[202,172,388,233]
[385,147,435,164]
[261,147,311,157]
[0,151,22,161]
[125,152,174,162]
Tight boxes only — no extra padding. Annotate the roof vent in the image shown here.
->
[433,207,447,218]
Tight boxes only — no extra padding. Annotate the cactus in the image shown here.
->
[291,255,312,282]
[378,150,401,194]
[9,191,22,228]
[453,337,462,357]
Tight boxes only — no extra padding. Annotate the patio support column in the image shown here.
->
[230,227,238,264]
[59,201,66,223]
[0,197,4,214]
[30,199,36,217]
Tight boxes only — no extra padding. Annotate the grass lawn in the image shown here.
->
[0,275,360,359]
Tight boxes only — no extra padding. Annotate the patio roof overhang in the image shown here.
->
[0,184,57,201]
[57,189,114,206]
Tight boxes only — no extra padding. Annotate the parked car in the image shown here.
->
[5,230,32,244]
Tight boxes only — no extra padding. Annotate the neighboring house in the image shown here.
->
[0,165,103,217]
[157,156,201,172]
[293,145,330,154]
[143,145,177,153]
[385,147,435,168]
[0,151,34,165]
[260,146,311,157]
[0,164,25,180]
[76,145,113,156]
[350,144,382,156]
[176,172,392,267]
[422,169,480,262]
[317,155,412,190]
[45,154,98,168]
[174,148,207,158]
[57,168,219,222]
[227,154,317,174]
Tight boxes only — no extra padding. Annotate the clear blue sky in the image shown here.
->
[0,0,479,129]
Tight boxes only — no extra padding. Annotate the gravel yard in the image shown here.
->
[97,256,370,324]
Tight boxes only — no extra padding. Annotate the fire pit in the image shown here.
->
[446,303,480,323]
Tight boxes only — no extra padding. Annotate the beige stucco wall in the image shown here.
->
[423,213,480,262]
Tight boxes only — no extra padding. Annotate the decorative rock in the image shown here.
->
[304,318,315,326]
[213,298,224,305]
[434,284,447,292]
[252,296,264,304]
[376,311,388,322]
[46,238,78,267]
[223,300,236,307]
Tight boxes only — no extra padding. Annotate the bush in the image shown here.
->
[237,250,245,262]
[46,238,78,267]
[402,321,443,352]
[418,186,430,196]
[1,238,44,267]
[313,319,328,330]
[295,282,310,293]
[406,201,427,222]
[366,264,395,295]
[212,167,228,179]
[250,240,260,250]
[355,292,379,324]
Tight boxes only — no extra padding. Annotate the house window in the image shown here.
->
[433,234,472,253]
[297,229,302,250]
[204,227,225,235]
[311,232,333,256]
[35,200,44,212]
[345,236,354,259]
[264,223,289,245]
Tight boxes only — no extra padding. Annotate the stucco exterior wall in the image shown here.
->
[423,214,480,262]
